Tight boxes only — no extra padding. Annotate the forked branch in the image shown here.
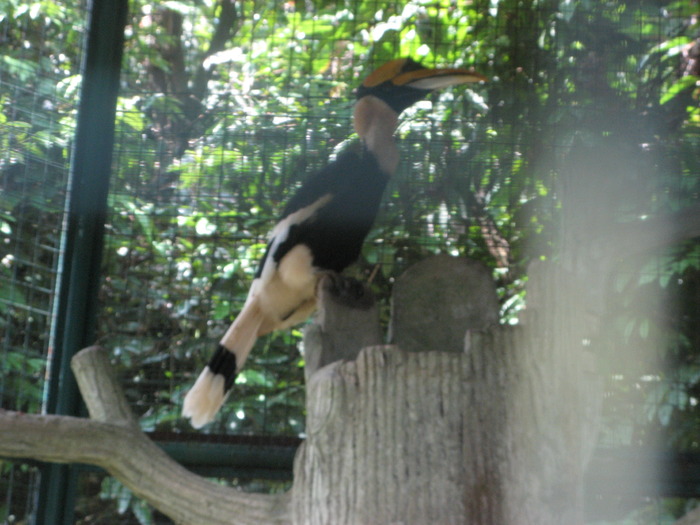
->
[0,346,290,525]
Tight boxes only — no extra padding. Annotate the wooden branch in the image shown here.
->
[70,345,138,427]
[193,0,240,101]
[205,0,239,58]
[0,347,291,525]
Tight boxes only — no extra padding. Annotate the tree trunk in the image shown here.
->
[291,255,601,524]
[294,310,600,523]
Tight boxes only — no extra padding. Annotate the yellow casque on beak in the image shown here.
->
[362,58,486,90]
[358,58,486,114]
[393,67,487,90]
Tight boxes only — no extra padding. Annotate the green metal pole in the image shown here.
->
[36,0,127,522]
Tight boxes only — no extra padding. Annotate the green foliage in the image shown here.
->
[2,0,700,521]
[100,478,154,525]
[95,0,700,443]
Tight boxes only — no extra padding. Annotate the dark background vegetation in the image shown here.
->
[1,0,699,522]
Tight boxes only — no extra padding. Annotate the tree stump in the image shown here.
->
[389,254,499,352]
[303,274,382,382]
[293,255,602,525]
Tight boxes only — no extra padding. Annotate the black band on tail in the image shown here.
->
[208,344,238,391]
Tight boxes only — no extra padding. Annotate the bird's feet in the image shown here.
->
[318,272,375,310]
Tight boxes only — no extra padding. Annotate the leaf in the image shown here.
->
[213,299,233,320]
[195,217,217,235]
[1,56,38,82]
[132,499,154,525]
[660,76,698,105]
[0,282,28,309]
[658,403,673,427]
[649,36,692,57]
[236,368,273,387]
[161,0,196,15]
[558,0,576,22]
[639,318,649,339]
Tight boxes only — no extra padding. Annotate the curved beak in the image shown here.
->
[394,67,487,91]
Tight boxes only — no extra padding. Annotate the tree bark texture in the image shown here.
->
[293,329,600,525]
[290,255,603,524]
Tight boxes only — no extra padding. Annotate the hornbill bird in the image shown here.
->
[183,58,485,428]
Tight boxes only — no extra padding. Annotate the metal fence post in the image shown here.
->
[35,0,127,522]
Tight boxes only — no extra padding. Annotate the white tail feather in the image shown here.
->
[182,367,227,428]
[183,300,265,428]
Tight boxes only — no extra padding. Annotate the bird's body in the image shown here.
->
[183,59,485,428]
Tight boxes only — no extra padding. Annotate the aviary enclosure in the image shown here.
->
[1,0,699,522]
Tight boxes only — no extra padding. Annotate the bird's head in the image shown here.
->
[356,58,486,114]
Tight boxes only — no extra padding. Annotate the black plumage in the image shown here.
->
[182,58,485,428]
[272,147,387,273]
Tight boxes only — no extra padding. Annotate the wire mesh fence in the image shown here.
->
[0,0,84,517]
[1,0,700,522]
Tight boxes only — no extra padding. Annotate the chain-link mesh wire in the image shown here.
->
[2,0,699,522]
